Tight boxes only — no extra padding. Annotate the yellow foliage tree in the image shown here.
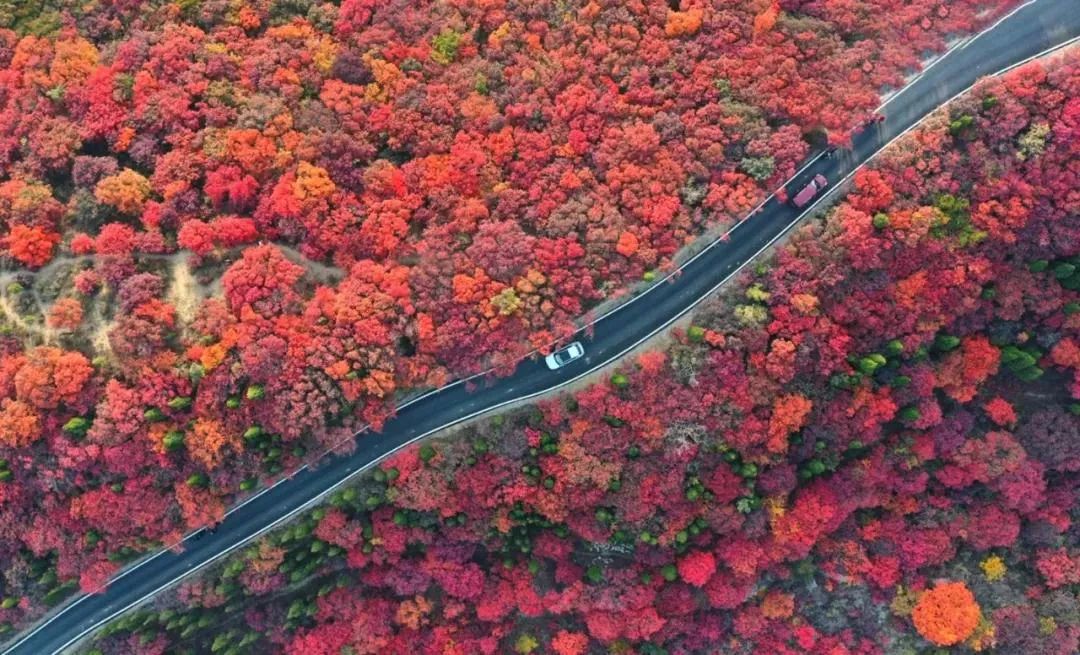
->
[292,162,336,200]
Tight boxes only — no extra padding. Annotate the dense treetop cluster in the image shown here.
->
[82,49,1080,655]
[0,0,1025,634]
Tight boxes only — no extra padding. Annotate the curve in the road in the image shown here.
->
[6,1,1079,652]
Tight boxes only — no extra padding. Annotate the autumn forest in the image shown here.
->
[0,0,1077,654]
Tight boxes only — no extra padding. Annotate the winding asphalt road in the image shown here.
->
[7,1,1079,652]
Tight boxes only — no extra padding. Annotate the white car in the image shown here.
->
[545,341,585,370]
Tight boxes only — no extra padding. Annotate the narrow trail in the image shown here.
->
[0,282,55,342]
[0,242,345,347]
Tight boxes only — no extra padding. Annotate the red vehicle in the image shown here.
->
[791,173,828,209]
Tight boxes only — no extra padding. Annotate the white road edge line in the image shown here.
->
[9,15,1074,655]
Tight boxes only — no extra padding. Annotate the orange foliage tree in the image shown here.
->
[0,398,41,448]
[13,347,94,410]
[94,169,151,214]
[47,298,85,330]
[186,419,239,469]
[767,394,813,454]
[665,10,704,37]
[5,224,60,268]
[911,581,981,646]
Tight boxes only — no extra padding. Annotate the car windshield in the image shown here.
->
[555,344,581,363]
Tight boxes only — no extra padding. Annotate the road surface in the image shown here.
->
[6,1,1078,652]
